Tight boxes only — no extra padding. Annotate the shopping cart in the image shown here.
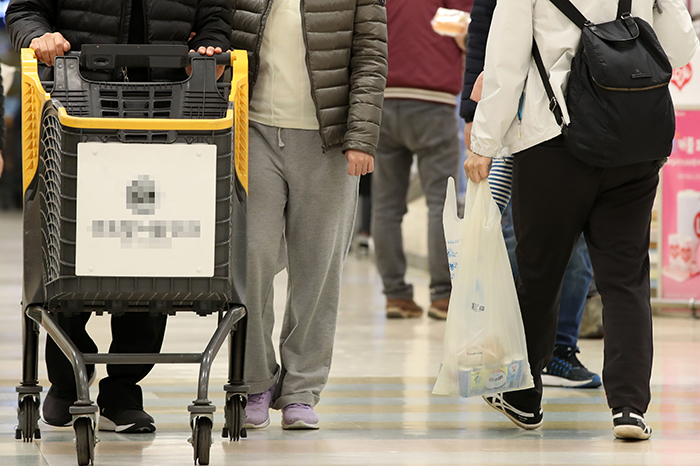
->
[14,44,250,466]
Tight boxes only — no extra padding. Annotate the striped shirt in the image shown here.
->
[488,156,513,212]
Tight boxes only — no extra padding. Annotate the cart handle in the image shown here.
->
[74,44,233,71]
[20,47,249,195]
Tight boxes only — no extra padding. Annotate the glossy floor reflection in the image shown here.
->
[2,210,700,465]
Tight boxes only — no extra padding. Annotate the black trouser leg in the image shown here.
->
[507,136,658,414]
[97,313,168,410]
[45,313,97,400]
[583,161,659,414]
[507,138,594,410]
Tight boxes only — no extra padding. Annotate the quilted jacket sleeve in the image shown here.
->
[459,0,495,123]
[6,0,57,52]
[190,0,233,51]
[230,0,265,97]
[343,0,388,157]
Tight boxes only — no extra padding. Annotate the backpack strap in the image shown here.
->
[534,0,634,128]
[617,0,632,18]
[549,0,589,29]
[534,0,582,127]
[532,40,565,127]
[550,0,632,25]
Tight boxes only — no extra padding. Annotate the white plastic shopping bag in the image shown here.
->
[433,179,534,398]
[443,177,462,282]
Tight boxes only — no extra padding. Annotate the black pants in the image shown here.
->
[46,313,167,410]
[506,136,658,414]
[358,173,372,234]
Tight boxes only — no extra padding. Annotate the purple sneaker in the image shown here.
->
[244,385,275,429]
[281,403,320,430]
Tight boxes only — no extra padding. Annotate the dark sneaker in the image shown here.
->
[386,299,423,319]
[542,346,602,388]
[42,387,74,427]
[483,393,543,430]
[42,371,97,428]
[613,407,652,440]
[98,407,156,433]
[428,299,449,320]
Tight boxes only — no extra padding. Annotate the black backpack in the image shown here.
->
[533,0,674,167]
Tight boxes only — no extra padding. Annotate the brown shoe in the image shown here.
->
[579,294,604,339]
[386,299,423,319]
[428,299,449,320]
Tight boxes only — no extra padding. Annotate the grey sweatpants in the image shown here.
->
[372,99,461,302]
[246,121,358,409]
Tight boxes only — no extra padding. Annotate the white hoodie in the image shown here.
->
[470,0,699,159]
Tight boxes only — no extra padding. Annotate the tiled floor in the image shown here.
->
[2,209,700,465]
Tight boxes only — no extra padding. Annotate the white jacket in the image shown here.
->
[470,0,700,159]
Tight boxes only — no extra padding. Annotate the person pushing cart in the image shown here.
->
[7,1,249,464]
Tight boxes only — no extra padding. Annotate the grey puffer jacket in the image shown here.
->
[232,0,388,156]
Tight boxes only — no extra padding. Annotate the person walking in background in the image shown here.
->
[231,0,387,430]
[355,173,374,253]
[460,0,600,389]
[6,0,232,434]
[373,0,471,321]
[464,0,697,439]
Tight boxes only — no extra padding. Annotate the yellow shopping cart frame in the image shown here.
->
[20,48,249,195]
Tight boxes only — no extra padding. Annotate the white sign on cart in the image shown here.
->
[75,142,217,277]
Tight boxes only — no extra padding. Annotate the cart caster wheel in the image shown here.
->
[192,416,212,465]
[223,395,246,441]
[221,426,228,438]
[17,395,41,442]
[74,417,95,466]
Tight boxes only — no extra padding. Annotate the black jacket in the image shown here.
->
[6,0,232,56]
[459,0,495,122]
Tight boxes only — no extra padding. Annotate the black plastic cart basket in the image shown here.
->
[15,44,250,466]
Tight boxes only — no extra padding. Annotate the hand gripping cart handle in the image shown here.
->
[16,44,250,466]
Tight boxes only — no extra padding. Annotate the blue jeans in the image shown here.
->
[502,203,593,349]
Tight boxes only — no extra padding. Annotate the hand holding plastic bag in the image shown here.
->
[433,179,534,398]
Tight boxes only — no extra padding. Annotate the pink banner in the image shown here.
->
[661,110,700,299]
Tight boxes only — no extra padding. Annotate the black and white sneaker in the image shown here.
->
[613,407,652,440]
[98,407,156,433]
[483,393,543,430]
